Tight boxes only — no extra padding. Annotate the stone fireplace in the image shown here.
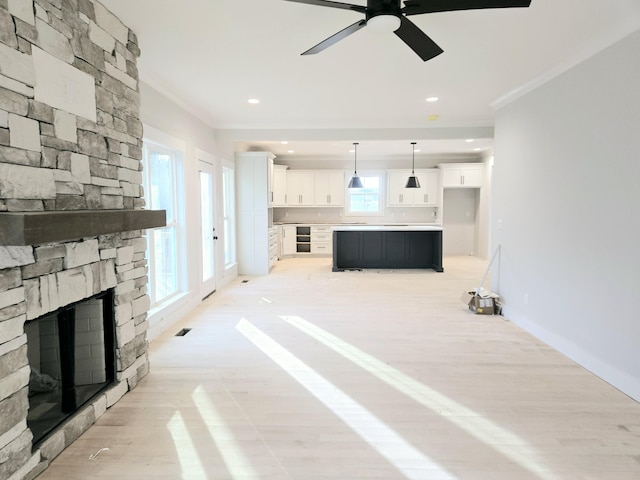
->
[0,1,164,479]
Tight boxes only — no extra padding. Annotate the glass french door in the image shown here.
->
[199,161,217,298]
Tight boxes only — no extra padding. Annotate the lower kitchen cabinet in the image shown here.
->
[281,225,297,256]
[311,225,332,254]
[268,227,278,269]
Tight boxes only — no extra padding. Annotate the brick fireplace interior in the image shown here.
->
[0,1,164,479]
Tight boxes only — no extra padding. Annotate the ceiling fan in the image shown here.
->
[284,0,532,61]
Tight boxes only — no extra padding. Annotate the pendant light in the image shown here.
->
[405,142,421,188]
[347,142,363,189]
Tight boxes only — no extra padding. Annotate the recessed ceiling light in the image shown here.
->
[466,139,474,143]
[415,149,421,153]
[426,97,439,102]
[281,141,288,144]
[248,98,260,104]
[473,147,482,152]
[427,115,439,121]
[288,150,294,153]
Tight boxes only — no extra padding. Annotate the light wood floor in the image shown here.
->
[38,257,640,479]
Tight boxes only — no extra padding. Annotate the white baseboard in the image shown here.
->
[502,306,640,403]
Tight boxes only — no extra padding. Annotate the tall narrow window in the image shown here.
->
[143,137,184,306]
[346,173,383,215]
[222,165,236,268]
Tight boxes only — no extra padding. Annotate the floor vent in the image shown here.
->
[175,328,192,337]
[241,280,249,283]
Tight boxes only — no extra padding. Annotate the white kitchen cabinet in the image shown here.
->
[281,225,297,256]
[314,172,345,206]
[268,227,278,268]
[413,170,440,206]
[272,165,288,206]
[236,152,274,275]
[387,169,440,206]
[439,163,483,188]
[286,171,315,206]
[268,156,275,206]
[310,225,333,254]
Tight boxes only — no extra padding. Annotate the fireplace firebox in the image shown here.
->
[25,290,116,447]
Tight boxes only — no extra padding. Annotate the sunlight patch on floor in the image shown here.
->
[236,318,458,480]
[167,411,208,480]
[280,315,561,480]
[192,385,259,478]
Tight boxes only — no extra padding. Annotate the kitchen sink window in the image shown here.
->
[346,173,383,215]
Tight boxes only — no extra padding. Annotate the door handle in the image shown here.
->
[213,236,218,240]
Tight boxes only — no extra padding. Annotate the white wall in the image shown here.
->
[492,29,640,400]
[442,189,479,256]
[139,82,237,340]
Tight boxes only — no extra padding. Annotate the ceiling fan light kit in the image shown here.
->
[285,0,532,61]
[366,14,401,33]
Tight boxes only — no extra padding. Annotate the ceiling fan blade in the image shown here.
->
[284,0,366,14]
[394,16,443,61]
[302,20,367,55]
[403,0,531,16]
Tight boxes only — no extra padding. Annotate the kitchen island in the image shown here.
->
[332,225,444,272]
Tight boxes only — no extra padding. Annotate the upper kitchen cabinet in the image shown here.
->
[439,163,484,188]
[387,169,440,206]
[314,172,345,206]
[286,171,315,206]
[272,164,288,206]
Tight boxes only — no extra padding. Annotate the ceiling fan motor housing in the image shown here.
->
[366,0,402,32]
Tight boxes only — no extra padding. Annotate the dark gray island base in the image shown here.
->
[332,226,444,272]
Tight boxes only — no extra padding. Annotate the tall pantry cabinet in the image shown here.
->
[236,152,274,275]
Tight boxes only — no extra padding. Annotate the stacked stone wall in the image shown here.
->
[0,1,150,478]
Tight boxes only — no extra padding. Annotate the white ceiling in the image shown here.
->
[99,0,640,159]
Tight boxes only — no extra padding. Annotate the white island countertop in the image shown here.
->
[332,225,443,232]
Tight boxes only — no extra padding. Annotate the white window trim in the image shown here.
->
[142,126,187,309]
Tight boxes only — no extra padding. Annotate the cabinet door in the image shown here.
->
[414,170,440,206]
[298,173,315,205]
[286,172,315,206]
[315,172,345,206]
[281,226,297,255]
[387,171,412,206]
[272,165,288,206]
[268,157,274,206]
[460,165,483,187]
[442,167,464,187]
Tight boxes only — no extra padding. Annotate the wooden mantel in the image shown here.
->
[0,209,166,246]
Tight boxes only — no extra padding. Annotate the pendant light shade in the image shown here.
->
[348,142,363,189]
[405,142,421,189]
